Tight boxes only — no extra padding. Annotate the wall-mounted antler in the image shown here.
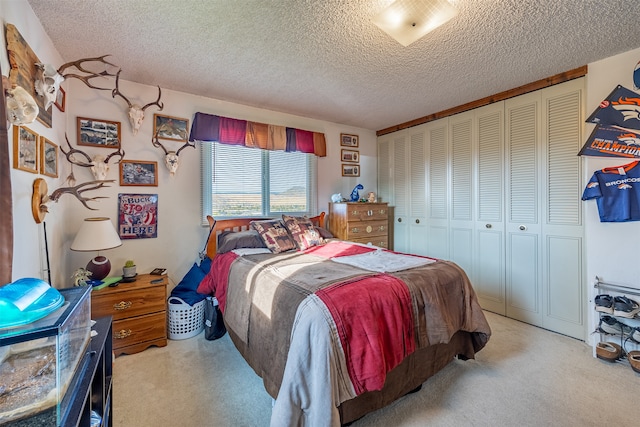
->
[112,69,163,135]
[32,178,115,223]
[60,134,125,180]
[34,55,117,110]
[152,131,195,176]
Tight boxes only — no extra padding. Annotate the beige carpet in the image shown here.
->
[113,311,638,427]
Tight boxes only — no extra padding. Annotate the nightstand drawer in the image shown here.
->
[112,311,167,350]
[92,286,166,320]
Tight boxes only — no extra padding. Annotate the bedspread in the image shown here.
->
[197,241,491,427]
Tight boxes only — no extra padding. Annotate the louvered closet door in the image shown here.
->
[505,90,543,327]
[449,111,475,275]
[540,78,584,339]
[426,120,450,259]
[408,127,428,255]
[474,103,506,315]
[392,132,409,253]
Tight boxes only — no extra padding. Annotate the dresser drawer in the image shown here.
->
[346,220,388,239]
[346,204,388,222]
[351,236,389,249]
[112,311,167,350]
[92,286,166,320]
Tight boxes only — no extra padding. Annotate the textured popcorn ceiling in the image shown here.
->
[26,0,640,131]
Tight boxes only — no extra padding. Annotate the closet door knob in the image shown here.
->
[519,225,527,231]
[398,218,402,223]
[485,224,492,229]
[415,219,420,224]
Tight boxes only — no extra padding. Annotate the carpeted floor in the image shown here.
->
[112,311,638,426]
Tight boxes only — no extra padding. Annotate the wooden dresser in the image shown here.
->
[328,202,389,248]
[91,273,168,357]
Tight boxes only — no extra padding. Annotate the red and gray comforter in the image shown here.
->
[197,240,491,427]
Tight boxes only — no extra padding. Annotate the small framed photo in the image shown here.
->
[342,163,360,177]
[77,117,121,148]
[40,136,58,177]
[340,133,359,147]
[120,160,158,186]
[54,87,66,112]
[153,114,189,142]
[13,126,39,173]
[341,149,359,163]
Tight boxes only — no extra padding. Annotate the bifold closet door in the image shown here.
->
[426,121,450,260]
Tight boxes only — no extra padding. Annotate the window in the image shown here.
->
[201,142,317,220]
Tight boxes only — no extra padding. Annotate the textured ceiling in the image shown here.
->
[26,0,640,131]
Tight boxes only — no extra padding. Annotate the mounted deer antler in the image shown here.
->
[60,134,125,180]
[112,69,164,135]
[32,178,114,223]
[34,55,117,110]
[152,131,195,176]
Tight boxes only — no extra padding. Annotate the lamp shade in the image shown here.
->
[71,217,122,252]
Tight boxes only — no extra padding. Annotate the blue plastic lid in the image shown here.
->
[0,278,65,329]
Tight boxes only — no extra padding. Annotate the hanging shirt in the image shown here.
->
[582,160,640,222]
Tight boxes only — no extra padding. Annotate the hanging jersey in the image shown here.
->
[582,160,640,222]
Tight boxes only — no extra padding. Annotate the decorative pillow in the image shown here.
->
[315,226,334,239]
[250,219,297,253]
[282,215,324,250]
[217,229,266,253]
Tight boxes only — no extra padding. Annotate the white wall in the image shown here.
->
[584,47,640,345]
[2,0,377,289]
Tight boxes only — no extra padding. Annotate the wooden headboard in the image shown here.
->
[205,212,326,259]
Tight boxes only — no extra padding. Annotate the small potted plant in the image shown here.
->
[122,260,137,278]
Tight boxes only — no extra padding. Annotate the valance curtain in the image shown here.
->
[189,112,326,157]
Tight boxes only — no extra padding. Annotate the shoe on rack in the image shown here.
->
[628,350,640,374]
[595,294,614,313]
[613,296,640,318]
[596,341,623,362]
[597,315,632,336]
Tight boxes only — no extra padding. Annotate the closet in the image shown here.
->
[377,78,585,339]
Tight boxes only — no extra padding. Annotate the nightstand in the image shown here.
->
[91,273,168,357]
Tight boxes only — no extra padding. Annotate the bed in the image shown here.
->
[197,212,491,426]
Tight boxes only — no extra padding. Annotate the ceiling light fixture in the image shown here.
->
[372,0,458,47]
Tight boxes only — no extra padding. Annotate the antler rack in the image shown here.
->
[32,178,115,223]
[57,55,118,90]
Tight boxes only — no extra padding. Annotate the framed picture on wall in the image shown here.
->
[153,114,189,142]
[340,133,359,147]
[341,149,359,163]
[77,117,121,148]
[13,126,39,173]
[40,136,58,178]
[119,160,158,186]
[118,193,158,239]
[342,163,360,177]
[54,86,66,112]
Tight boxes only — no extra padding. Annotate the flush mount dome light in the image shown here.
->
[372,0,458,47]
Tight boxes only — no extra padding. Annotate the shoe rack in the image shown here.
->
[593,277,640,372]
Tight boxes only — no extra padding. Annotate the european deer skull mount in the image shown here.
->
[112,69,163,135]
[60,134,125,181]
[152,131,195,176]
[34,55,117,110]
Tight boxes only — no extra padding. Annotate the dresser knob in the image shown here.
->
[114,329,132,339]
[113,301,132,310]
[366,225,372,233]
[351,227,360,233]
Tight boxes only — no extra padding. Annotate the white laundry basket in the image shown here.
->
[167,296,205,340]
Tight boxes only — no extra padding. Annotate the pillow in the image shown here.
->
[170,263,208,306]
[217,229,266,253]
[250,219,297,253]
[199,256,212,273]
[282,215,324,250]
[315,226,334,239]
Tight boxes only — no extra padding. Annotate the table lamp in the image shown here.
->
[71,217,122,281]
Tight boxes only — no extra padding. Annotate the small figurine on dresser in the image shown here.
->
[350,184,364,202]
[367,192,376,203]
